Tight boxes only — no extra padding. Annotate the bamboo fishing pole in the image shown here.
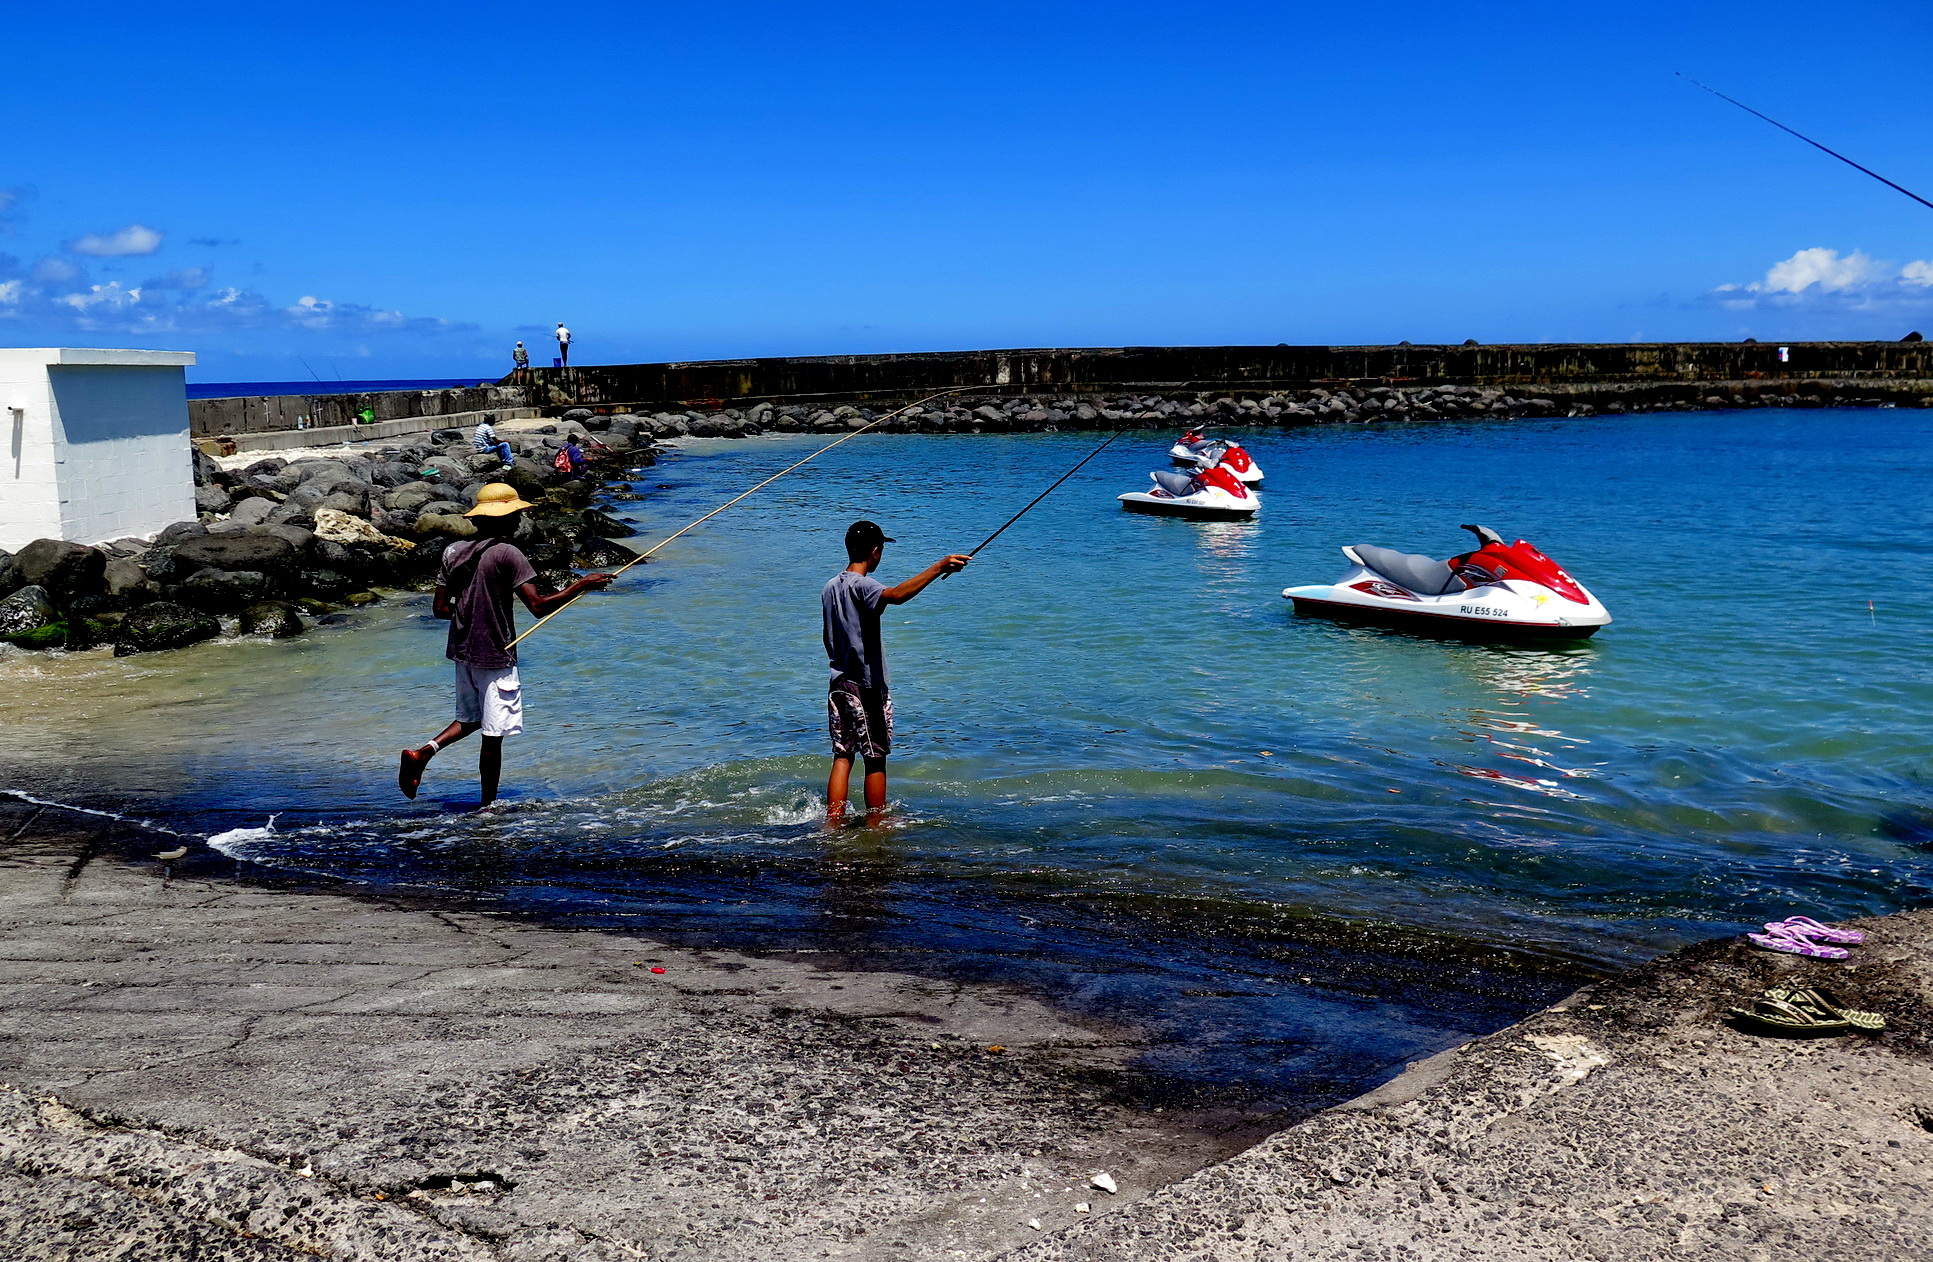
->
[505,384,991,649]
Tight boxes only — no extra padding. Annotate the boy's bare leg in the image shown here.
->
[862,756,888,826]
[478,736,504,808]
[398,720,479,799]
[826,756,854,820]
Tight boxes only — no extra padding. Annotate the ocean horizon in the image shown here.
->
[186,376,496,400]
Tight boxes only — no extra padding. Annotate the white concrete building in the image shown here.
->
[0,347,197,552]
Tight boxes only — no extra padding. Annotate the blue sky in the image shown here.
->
[3,1,1931,381]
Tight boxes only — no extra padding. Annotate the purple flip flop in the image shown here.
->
[1748,927,1849,960]
[1769,915,1865,945]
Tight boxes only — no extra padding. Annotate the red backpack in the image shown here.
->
[552,447,573,474]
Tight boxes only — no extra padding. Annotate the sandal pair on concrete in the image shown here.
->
[1728,986,1885,1037]
[1748,916,1865,960]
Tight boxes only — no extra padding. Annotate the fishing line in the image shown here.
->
[1678,73,1933,212]
[947,425,1131,574]
[505,385,993,648]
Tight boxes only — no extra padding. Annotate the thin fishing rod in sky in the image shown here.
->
[1679,73,1933,212]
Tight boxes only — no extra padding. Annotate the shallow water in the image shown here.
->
[5,409,1930,1104]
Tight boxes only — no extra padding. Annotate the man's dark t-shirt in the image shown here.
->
[822,570,889,691]
[439,539,538,669]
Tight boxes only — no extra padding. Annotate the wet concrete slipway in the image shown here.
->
[5,798,1933,1261]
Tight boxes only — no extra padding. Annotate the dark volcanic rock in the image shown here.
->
[114,601,220,656]
[175,568,274,613]
[577,538,638,568]
[155,521,209,547]
[0,549,17,599]
[227,497,276,527]
[14,540,107,604]
[0,585,63,648]
[104,558,161,607]
[170,534,299,580]
[195,484,234,515]
[239,601,305,637]
[581,508,636,538]
[294,568,353,598]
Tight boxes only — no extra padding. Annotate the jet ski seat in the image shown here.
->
[1150,469,1198,495]
[1352,544,1460,595]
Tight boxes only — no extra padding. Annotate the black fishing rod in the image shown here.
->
[947,425,1130,575]
[1679,73,1933,212]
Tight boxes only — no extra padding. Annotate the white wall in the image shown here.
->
[0,348,196,552]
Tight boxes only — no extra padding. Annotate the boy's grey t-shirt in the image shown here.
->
[822,570,888,690]
[439,539,538,670]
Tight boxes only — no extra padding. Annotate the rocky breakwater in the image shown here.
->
[596,377,1932,440]
[0,417,654,658]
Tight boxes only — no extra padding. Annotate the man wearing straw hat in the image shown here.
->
[398,483,614,806]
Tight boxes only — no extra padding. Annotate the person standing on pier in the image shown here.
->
[397,484,614,808]
[822,520,971,824]
[511,341,530,384]
[555,322,572,368]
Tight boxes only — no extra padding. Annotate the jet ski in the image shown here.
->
[1119,465,1260,520]
[1281,524,1610,641]
[1169,432,1264,485]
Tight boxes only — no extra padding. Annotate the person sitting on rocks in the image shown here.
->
[473,419,514,468]
[397,483,615,808]
[562,437,591,474]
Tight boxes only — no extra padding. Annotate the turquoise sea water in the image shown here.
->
[4,408,1929,1105]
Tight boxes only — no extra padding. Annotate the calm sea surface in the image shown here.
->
[4,409,1928,1107]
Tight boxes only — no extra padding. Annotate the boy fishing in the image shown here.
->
[823,520,970,823]
[398,483,614,807]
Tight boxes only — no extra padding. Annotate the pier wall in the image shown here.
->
[188,385,528,437]
[186,341,1933,434]
[506,341,1933,411]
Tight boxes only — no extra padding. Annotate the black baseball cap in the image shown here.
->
[845,520,895,550]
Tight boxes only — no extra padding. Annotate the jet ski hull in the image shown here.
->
[1282,559,1610,643]
[1283,590,1603,642]
[1120,491,1258,520]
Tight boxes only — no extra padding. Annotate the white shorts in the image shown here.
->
[453,663,523,737]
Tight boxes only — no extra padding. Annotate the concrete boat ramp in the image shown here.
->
[3,798,1930,1260]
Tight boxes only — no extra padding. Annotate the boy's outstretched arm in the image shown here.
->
[882,555,971,605]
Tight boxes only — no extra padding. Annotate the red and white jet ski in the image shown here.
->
[1282,525,1610,641]
[1119,465,1259,520]
[1168,432,1264,486]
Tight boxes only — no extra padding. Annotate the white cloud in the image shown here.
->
[58,282,142,312]
[142,266,210,291]
[0,280,21,306]
[66,223,163,257]
[1762,247,1881,294]
[31,256,81,284]
[1714,247,1933,311]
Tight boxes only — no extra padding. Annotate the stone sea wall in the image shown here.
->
[581,376,1933,440]
[519,341,1933,413]
[0,415,654,657]
[190,385,526,437]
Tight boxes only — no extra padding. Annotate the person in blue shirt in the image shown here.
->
[821,520,970,823]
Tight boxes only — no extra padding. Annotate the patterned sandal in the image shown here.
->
[1768,916,1865,945]
[1747,927,1849,960]
[1769,987,1886,1033]
[1727,996,1852,1037]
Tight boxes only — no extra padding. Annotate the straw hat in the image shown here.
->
[466,482,537,517]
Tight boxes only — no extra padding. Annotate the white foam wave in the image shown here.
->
[206,815,280,857]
